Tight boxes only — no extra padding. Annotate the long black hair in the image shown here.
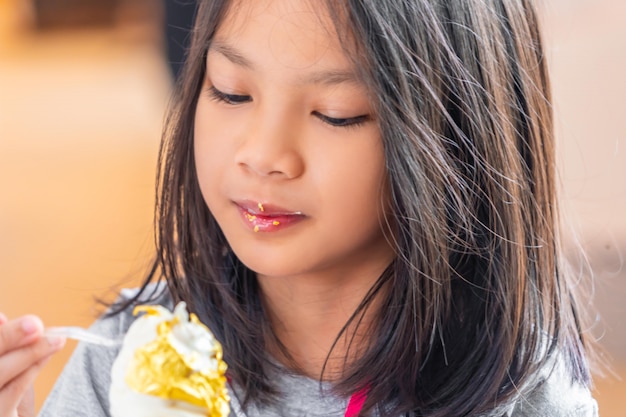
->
[114,0,593,415]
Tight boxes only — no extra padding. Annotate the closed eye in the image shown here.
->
[207,85,251,105]
[312,111,370,128]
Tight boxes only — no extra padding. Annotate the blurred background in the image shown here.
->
[0,0,624,414]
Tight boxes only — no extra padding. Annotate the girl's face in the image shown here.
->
[194,0,395,280]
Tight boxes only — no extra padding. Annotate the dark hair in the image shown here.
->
[115,0,592,415]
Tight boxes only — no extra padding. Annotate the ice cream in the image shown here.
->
[109,302,230,417]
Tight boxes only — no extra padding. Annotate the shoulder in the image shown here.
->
[39,283,172,417]
[509,353,598,417]
[72,282,173,348]
[100,283,174,334]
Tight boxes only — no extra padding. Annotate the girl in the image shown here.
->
[0,0,599,416]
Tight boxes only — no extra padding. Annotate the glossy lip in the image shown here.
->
[234,200,306,233]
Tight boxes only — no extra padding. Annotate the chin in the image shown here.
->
[233,247,313,279]
[239,258,307,278]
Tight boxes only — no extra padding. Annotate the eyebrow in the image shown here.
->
[208,40,359,86]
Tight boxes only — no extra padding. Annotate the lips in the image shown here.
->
[234,200,306,232]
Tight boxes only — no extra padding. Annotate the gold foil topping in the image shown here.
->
[258,203,264,212]
[125,305,230,417]
[254,225,260,232]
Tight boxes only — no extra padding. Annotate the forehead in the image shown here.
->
[213,0,352,71]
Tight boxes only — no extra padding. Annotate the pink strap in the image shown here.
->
[344,386,369,417]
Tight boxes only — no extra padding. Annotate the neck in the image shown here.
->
[257,261,391,380]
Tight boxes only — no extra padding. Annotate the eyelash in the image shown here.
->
[312,112,369,128]
[206,85,370,128]
[207,85,251,104]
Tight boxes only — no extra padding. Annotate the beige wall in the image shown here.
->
[0,0,169,409]
[0,0,624,414]
[546,0,626,366]
[544,2,626,414]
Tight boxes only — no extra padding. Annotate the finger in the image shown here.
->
[0,316,44,356]
[0,334,65,390]
[0,354,52,417]
[16,384,35,417]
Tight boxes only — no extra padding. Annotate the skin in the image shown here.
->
[0,1,394,413]
[194,0,395,377]
[0,0,393,412]
[0,313,65,417]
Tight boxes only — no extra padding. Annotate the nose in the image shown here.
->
[234,108,305,179]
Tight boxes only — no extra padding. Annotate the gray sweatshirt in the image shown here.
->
[39,289,599,417]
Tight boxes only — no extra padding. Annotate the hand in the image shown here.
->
[0,312,66,417]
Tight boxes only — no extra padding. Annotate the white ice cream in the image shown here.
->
[109,302,229,417]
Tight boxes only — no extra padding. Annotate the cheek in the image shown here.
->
[320,141,389,227]
[193,106,230,206]
[194,98,242,169]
